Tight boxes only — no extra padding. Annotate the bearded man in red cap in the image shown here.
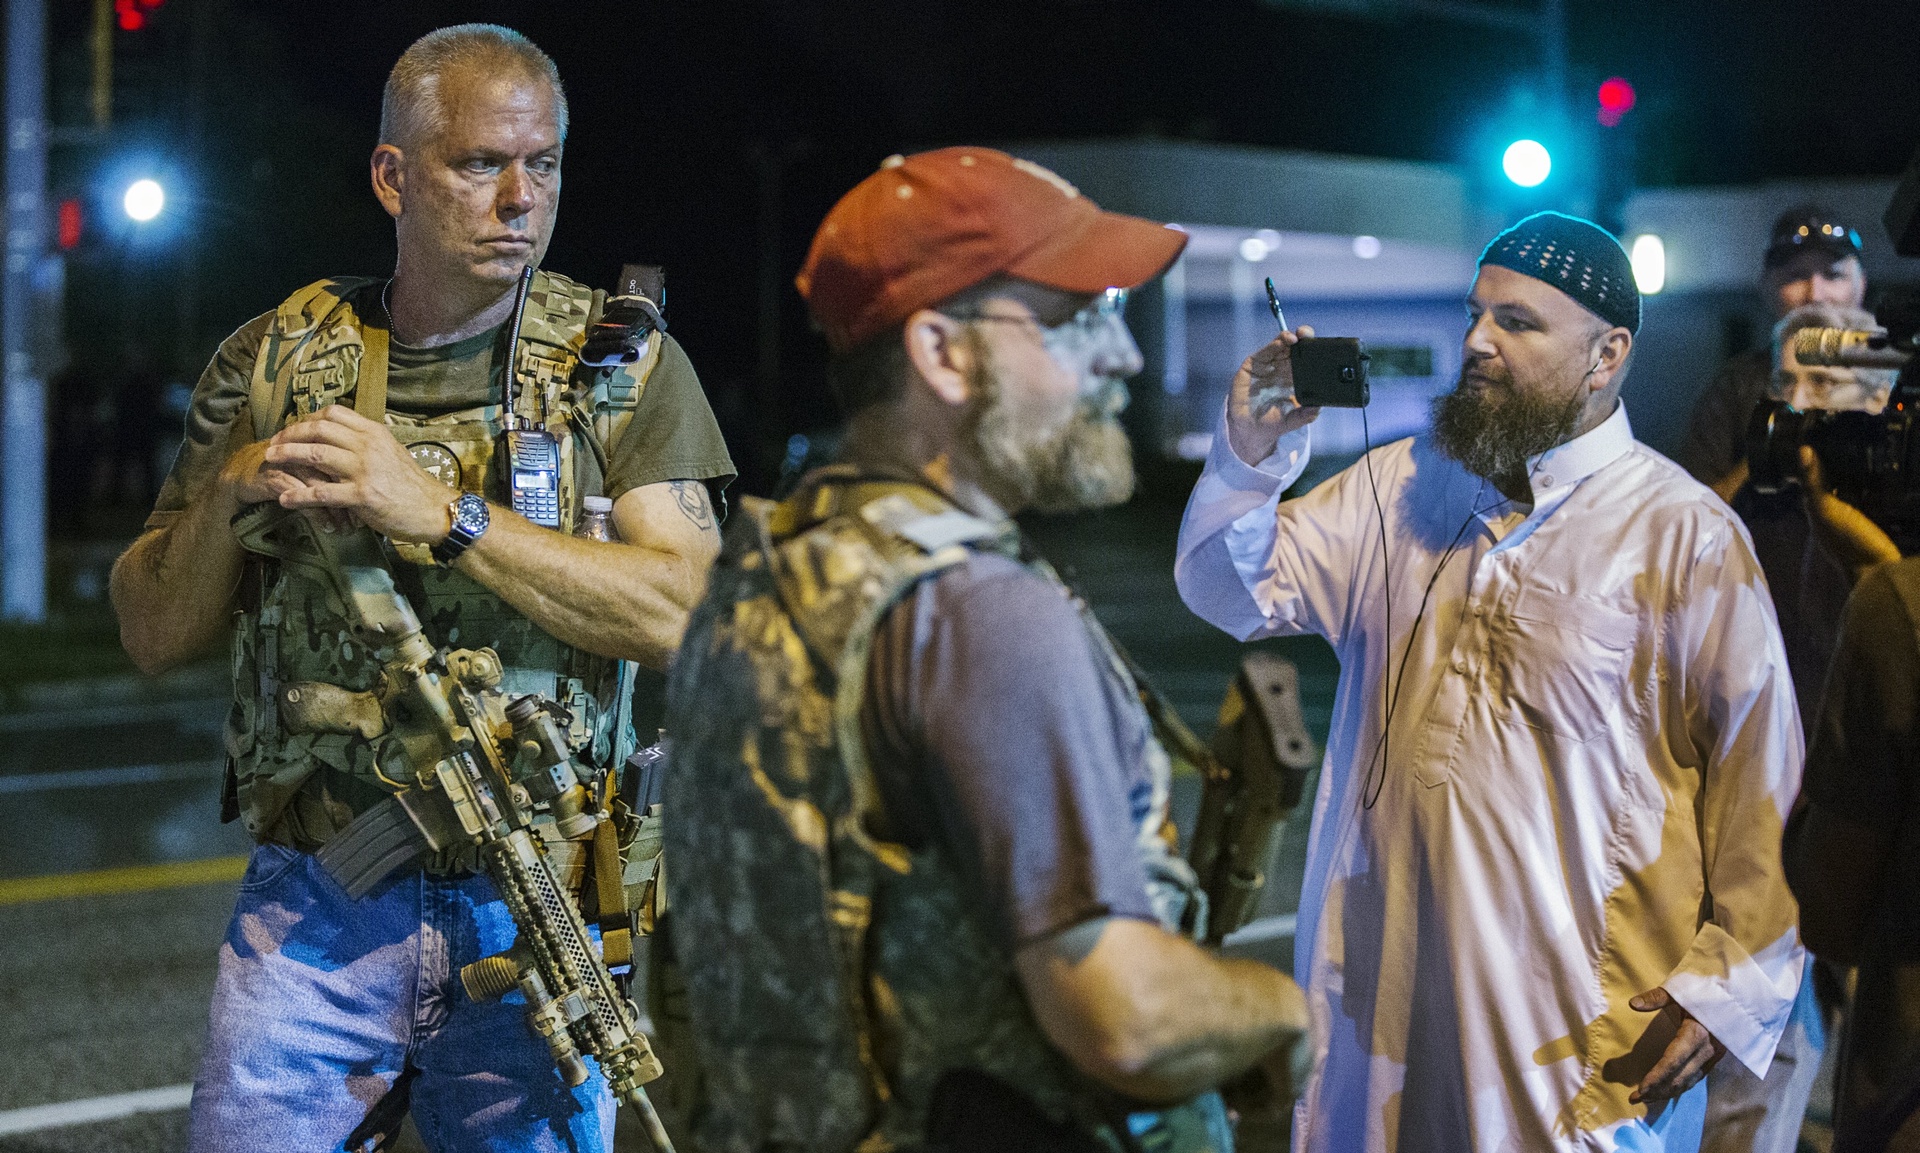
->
[654,148,1311,1153]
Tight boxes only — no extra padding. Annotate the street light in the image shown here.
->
[1502,139,1552,188]
[123,177,164,222]
[1630,234,1666,294]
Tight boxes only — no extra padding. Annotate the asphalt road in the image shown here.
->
[0,495,1337,1152]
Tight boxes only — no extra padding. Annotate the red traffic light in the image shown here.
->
[114,0,164,31]
[1597,77,1637,127]
[57,199,82,251]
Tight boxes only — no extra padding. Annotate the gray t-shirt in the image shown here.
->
[148,303,734,530]
[861,550,1159,950]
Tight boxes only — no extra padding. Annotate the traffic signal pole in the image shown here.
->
[1406,0,1566,108]
[4,0,51,622]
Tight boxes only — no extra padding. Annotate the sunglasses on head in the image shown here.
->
[1773,220,1864,253]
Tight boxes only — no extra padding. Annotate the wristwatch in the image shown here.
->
[431,492,490,566]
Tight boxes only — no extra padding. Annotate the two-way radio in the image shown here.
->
[494,263,669,530]
[499,265,564,529]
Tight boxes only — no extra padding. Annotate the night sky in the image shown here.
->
[44,0,1920,490]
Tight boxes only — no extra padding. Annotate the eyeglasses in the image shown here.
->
[948,288,1129,356]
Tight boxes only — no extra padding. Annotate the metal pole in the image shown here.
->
[1539,0,1567,116]
[90,0,112,129]
[177,0,215,370]
[4,0,50,622]
[1402,0,1567,108]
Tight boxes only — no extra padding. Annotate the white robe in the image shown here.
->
[1176,404,1805,1152]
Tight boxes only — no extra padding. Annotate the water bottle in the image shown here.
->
[574,495,616,542]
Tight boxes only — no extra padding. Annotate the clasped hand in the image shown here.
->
[1227,327,1323,467]
[247,405,457,544]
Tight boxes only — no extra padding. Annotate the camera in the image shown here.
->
[1264,276,1371,408]
[1746,288,1920,543]
[1293,337,1372,408]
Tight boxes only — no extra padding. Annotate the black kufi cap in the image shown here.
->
[1479,211,1641,334]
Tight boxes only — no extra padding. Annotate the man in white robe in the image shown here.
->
[1176,212,1806,1152]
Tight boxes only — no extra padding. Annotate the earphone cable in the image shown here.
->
[1355,446,1551,811]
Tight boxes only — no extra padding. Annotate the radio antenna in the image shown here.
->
[502,264,536,430]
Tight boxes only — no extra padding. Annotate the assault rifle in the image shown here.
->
[233,506,675,1153]
[1177,653,1318,945]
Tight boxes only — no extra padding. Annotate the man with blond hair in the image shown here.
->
[112,24,733,1151]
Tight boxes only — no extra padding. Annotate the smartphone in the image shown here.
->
[1265,277,1371,408]
[1292,338,1371,408]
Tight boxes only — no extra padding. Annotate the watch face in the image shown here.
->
[452,492,489,535]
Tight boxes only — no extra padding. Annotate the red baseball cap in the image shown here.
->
[796,147,1189,352]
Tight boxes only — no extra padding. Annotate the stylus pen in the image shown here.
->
[1264,276,1288,332]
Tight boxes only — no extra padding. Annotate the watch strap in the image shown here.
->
[431,494,487,566]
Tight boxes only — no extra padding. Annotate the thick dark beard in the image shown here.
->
[970,370,1135,514]
[1429,370,1585,488]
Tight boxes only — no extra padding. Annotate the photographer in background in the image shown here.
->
[1734,303,1902,719]
[1708,302,1900,1153]
[1680,207,1869,501]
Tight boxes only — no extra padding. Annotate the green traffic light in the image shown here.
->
[1502,140,1552,188]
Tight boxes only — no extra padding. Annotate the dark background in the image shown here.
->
[41,0,1920,499]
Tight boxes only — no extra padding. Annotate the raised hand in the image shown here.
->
[1227,325,1321,467]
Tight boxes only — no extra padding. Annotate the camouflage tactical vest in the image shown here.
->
[661,471,1229,1153]
[225,270,663,849]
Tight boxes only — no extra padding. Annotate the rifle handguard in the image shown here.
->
[1188,652,1317,945]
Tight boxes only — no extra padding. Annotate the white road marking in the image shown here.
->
[0,761,220,794]
[0,1083,193,1135]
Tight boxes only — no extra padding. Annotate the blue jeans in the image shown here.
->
[188,842,614,1152]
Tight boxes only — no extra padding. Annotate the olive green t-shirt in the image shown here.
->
[147,295,735,530]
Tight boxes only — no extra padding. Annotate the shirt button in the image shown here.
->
[1539,473,1555,488]
[1452,658,1469,674]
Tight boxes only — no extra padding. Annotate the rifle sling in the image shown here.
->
[357,318,390,423]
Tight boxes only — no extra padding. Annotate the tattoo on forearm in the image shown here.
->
[670,480,716,532]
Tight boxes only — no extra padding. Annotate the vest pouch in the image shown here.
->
[405,566,569,674]
[245,732,367,847]
[383,415,502,511]
[225,611,262,764]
